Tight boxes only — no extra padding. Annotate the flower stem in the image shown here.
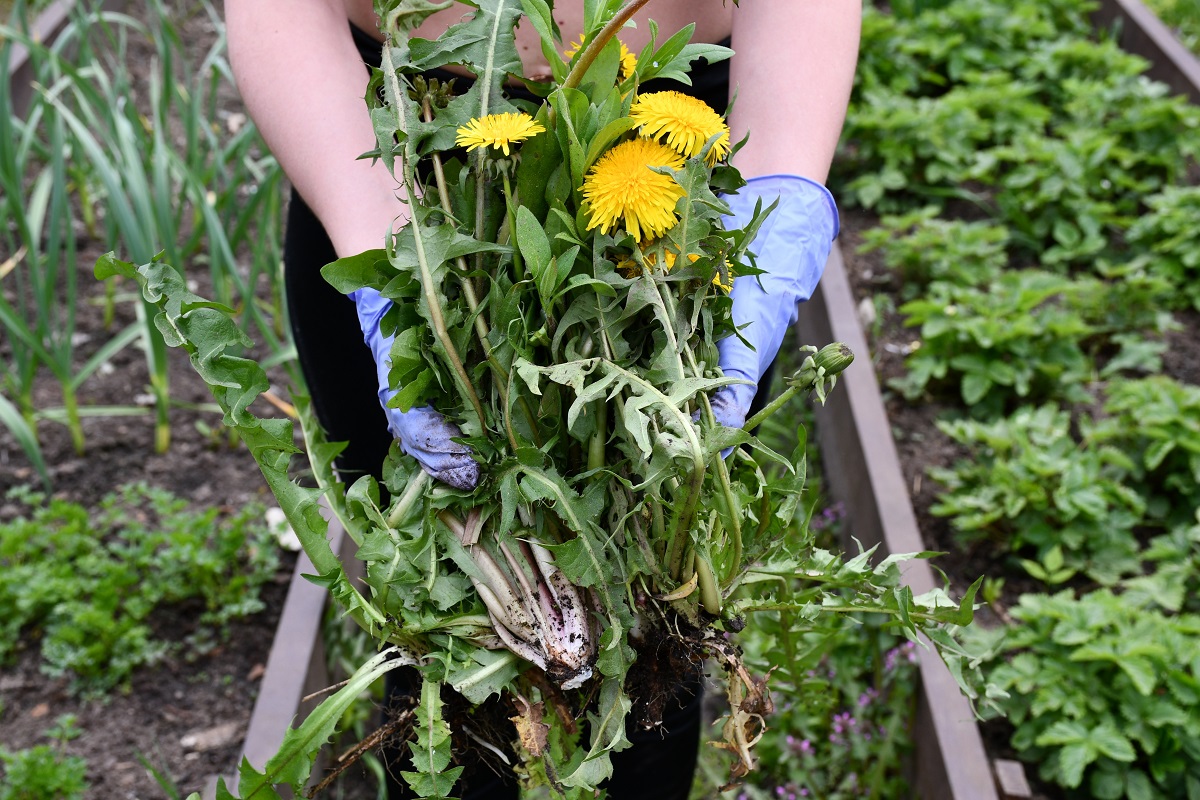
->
[588,398,607,471]
[425,99,492,353]
[422,99,539,451]
[501,171,524,281]
[742,384,799,432]
[561,0,654,92]
[387,470,431,528]
[645,273,706,549]
[383,46,486,434]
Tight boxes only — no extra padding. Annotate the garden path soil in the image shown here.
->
[0,2,328,797]
[0,228,315,798]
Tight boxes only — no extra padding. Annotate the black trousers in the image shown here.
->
[282,23,772,800]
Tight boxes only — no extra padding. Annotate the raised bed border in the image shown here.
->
[1093,0,1200,103]
[5,0,73,118]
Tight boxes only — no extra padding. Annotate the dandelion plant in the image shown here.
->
[105,1,987,796]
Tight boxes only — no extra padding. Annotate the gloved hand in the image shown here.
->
[351,287,481,490]
[709,174,840,430]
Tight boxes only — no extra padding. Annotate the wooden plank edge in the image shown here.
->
[5,0,119,119]
[202,506,351,799]
[1093,0,1200,103]
[798,243,1000,800]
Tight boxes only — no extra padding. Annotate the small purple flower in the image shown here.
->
[799,739,812,753]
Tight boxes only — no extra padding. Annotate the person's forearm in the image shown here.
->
[226,0,405,257]
[728,0,861,183]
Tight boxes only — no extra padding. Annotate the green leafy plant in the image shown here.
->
[1120,511,1200,615]
[929,404,1146,584]
[972,83,1200,268]
[0,717,88,800]
[1126,185,1200,312]
[852,0,1094,102]
[0,484,278,694]
[970,589,1200,799]
[893,266,1171,410]
[857,206,1009,294]
[892,271,1096,409]
[1092,375,1200,521]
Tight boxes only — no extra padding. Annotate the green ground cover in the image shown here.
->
[835,0,1200,797]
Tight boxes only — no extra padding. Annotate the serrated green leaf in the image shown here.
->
[558,678,632,789]
[1118,656,1160,696]
[1090,723,1136,762]
[403,675,465,798]
[236,649,411,796]
[1056,742,1096,788]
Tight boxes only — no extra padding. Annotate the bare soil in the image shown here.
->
[0,2,321,797]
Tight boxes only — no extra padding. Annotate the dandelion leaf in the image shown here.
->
[558,677,632,789]
[403,676,465,798]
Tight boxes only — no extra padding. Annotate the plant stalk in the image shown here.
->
[648,276,707,562]
[587,398,607,471]
[382,46,487,434]
[742,384,800,432]
[501,171,524,280]
[422,98,542,450]
[561,0,654,91]
[387,470,431,528]
[61,382,84,455]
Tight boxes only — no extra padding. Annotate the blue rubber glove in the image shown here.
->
[350,287,481,490]
[711,174,840,430]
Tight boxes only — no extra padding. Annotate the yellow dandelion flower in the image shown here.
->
[582,139,685,242]
[642,241,735,291]
[615,256,639,278]
[455,113,545,156]
[564,34,638,81]
[630,91,731,165]
[616,247,679,277]
[712,260,734,292]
